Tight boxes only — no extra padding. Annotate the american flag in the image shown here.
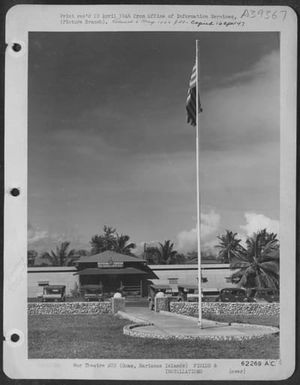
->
[186,63,202,126]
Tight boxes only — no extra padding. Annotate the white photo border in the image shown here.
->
[4,4,297,380]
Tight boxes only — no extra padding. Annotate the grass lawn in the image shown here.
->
[204,313,279,327]
[28,314,279,359]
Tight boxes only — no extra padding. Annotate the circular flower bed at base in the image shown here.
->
[123,321,279,341]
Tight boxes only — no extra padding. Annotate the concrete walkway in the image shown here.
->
[118,307,279,341]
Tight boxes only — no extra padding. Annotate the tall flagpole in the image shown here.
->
[196,40,202,328]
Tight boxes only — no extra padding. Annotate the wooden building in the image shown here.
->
[27,262,234,299]
[74,250,158,297]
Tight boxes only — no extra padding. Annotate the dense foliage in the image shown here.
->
[90,226,136,256]
[229,230,279,290]
[28,225,280,291]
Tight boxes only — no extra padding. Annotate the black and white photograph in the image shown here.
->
[3,4,297,381]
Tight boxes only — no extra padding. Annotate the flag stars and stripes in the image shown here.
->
[186,62,202,126]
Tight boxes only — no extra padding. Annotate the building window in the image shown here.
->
[168,278,178,285]
[38,281,49,287]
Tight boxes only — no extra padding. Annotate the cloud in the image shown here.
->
[177,228,197,254]
[28,223,49,244]
[240,212,280,237]
[201,210,221,239]
[198,51,280,219]
[28,222,88,253]
[176,210,220,253]
[223,49,279,85]
[201,50,280,152]
[134,240,160,256]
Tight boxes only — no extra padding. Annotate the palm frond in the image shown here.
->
[259,261,279,274]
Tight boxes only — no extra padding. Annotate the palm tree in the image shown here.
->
[90,226,116,255]
[215,230,242,263]
[229,231,279,290]
[157,240,177,264]
[143,245,161,264]
[27,249,38,267]
[90,226,136,256]
[75,249,89,257]
[113,234,136,256]
[255,229,278,246]
[172,253,187,264]
[40,241,76,266]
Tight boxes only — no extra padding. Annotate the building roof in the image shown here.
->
[28,266,77,272]
[44,285,66,289]
[75,267,148,276]
[149,284,171,290]
[149,263,229,270]
[77,250,146,264]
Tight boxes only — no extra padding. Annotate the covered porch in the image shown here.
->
[75,267,150,297]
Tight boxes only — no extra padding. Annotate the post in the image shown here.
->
[196,40,202,328]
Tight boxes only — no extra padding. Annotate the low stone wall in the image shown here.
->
[170,302,280,318]
[28,301,112,315]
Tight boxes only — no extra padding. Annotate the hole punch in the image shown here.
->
[6,329,24,346]
[10,188,20,197]
[10,333,20,343]
[12,43,22,52]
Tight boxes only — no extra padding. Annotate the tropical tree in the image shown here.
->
[172,253,187,264]
[255,229,278,247]
[90,226,116,254]
[113,233,136,256]
[40,241,76,266]
[90,226,136,256]
[184,250,217,264]
[185,250,198,263]
[65,249,90,265]
[143,244,186,265]
[143,245,161,264]
[157,240,178,264]
[215,230,242,263]
[229,230,279,290]
[201,249,218,262]
[75,249,89,257]
[27,249,38,267]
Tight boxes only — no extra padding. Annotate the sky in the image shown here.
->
[28,32,280,255]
